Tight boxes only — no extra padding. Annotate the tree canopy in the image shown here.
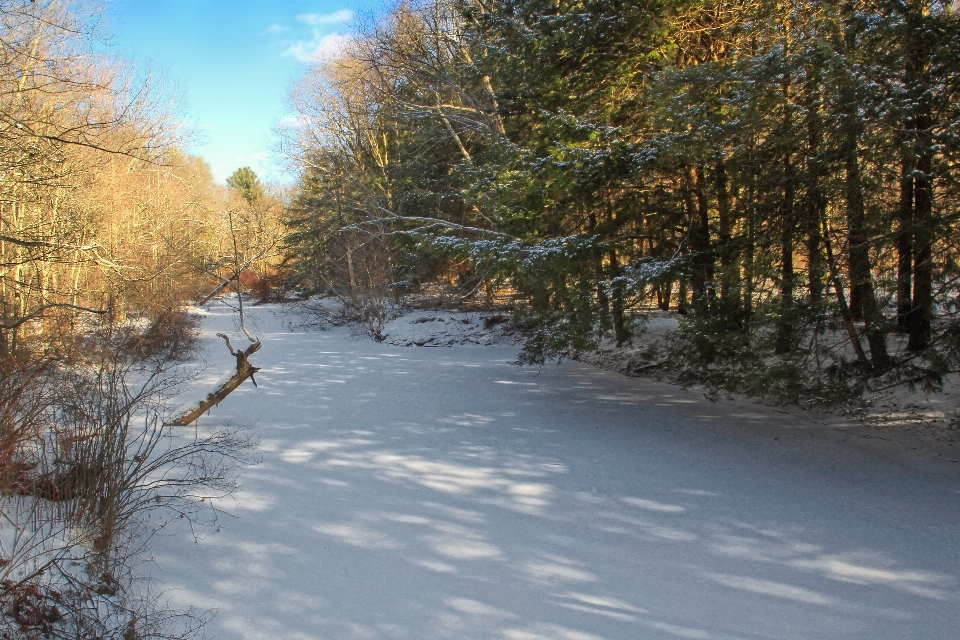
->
[281,0,960,403]
[226,166,266,204]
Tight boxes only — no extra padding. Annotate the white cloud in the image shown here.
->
[265,23,288,35]
[296,10,354,26]
[285,32,350,64]
[279,9,355,65]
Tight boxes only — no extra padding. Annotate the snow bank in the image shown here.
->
[380,310,522,347]
[148,301,960,640]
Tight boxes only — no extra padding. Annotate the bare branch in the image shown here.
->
[0,302,109,330]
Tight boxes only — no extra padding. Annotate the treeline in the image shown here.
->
[0,2,274,637]
[283,0,960,400]
[1,4,211,358]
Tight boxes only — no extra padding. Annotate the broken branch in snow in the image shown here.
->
[628,359,669,374]
[167,334,261,427]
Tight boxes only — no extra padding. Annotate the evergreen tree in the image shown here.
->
[226,166,265,204]
[283,0,960,401]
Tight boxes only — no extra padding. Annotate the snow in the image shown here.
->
[577,309,960,445]
[151,301,960,639]
[381,310,521,347]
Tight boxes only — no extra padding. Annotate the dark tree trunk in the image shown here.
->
[689,166,713,315]
[776,153,796,354]
[908,130,933,352]
[589,214,611,331]
[847,250,864,320]
[805,98,826,303]
[896,152,914,332]
[715,161,734,305]
[845,145,891,371]
[906,1,933,352]
[684,167,712,315]
[823,218,872,371]
[829,0,890,371]
[742,186,756,326]
[609,250,628,345]
[656,282,672,311]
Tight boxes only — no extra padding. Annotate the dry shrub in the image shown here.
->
[237,270,267,297]
[0,331,252,639]
[239,269,290,304]
[125,309,200,361]
[1,581,63,638]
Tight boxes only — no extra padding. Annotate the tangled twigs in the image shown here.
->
[167,335,261,427]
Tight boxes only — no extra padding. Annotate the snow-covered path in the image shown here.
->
[152,304,960,639]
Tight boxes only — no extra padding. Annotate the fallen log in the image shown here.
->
[168,334,261,427]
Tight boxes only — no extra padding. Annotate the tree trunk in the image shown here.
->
[805,95,826,303]
[346,245,357,299]
[845,144,891,370]
[896,151,914,332]
[742,186,755,325]
[715,161,734,306]
[686,166,713,315]
[906,0,933,352]
[823,219,872,371]
[775,152,795,354]
[609,250,628,346]
[677,279,688,315]
[908,128,933,352]
[657,282,672,311]
[168,336,261,427]
[589,214,611,331]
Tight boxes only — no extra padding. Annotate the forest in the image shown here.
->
[2,0,960,637]
[0,1,281,636]
[283,0,960,404]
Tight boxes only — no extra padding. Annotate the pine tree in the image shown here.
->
[226,166,265,204]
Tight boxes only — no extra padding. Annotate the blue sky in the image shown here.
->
[104,0,378,184]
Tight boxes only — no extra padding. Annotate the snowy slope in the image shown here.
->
[381,310,521,347]
[150,301,960,640]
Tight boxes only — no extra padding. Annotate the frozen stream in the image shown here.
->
[152,303,960,639]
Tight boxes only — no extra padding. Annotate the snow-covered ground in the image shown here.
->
[381,309,521,347]
[151,301,960,639]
